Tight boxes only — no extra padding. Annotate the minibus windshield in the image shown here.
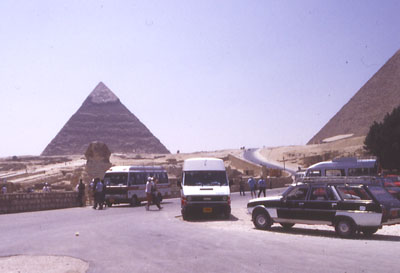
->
[184,171,228,186]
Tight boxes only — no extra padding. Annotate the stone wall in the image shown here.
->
[0,192,80,214]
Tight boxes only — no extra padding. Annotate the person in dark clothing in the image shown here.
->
[77,179,86,207]
[239,178,246,196]
[152,178,162,210]
[93,178,104,210]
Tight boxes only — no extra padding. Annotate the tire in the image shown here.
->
[182,210,189,221]
[335,219,355,238]
[106,201,112,207]
[280,223,295,230]
[361,227,378,237]
[253,210,271,230]
[223,207,231,220]
[130,196,138,207]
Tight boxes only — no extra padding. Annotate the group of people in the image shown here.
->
[145,176,162,210]
[241,177,268,198]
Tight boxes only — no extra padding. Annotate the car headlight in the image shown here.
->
[222,196,228,201]
[187,196,192,201]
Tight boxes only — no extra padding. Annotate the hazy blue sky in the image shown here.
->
[1,0,400,157]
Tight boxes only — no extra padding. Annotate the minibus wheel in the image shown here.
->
[130,196,139,207]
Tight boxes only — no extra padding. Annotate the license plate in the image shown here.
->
[203,207,213,213]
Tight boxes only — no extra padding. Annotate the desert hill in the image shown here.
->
[41,82,170,156]
[308,49,400,144]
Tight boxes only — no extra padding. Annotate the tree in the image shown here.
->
[364,105,400,171]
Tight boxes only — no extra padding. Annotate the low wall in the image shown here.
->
[0,192,80,214]
[228,154,263,176]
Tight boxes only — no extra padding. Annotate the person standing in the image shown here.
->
[247,177,257,198]
[42,183,51,193]
[258,177,267,197]
[145,177,153,211]
[152,178,162,210]
[239,178,245,196]
[93,179,104,210]
[77,179,86,207]
[1,184,7,194]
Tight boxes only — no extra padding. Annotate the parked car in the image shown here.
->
[247,178,400,237]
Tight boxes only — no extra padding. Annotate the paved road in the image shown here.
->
[1,191,400,273]
[243,148,296,175]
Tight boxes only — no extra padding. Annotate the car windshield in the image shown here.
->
[184,171,228,186]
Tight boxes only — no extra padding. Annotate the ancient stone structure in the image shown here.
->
[308,49,400,144]
[84,141,112,182]
[41,82,170,155]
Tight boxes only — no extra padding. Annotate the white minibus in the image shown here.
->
[103,165,171,206]
[179,158,231,220]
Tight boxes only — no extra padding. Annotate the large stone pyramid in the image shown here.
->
[308,49,400,144]
[41,82,170,155]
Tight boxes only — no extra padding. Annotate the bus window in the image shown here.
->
[128,174,135,186]
[348,168,372,176]
[326,169,345,176]
[308,170,321,177]
[104,173,128,186]
[134,173,146,185]
[158,173,168,184]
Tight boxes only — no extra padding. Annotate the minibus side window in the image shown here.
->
[128,173,135,186]
[308,170,321,177]
[326,169,345,176]
[135,173,146,185]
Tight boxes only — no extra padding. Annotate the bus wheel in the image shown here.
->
[130,196,138,207]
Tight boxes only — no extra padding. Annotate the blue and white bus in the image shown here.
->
[103,165,171,206]
[305,158,378,177]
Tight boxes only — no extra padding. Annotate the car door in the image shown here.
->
[302,185,338,222]
[278,185,310,220]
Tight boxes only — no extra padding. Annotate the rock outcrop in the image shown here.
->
[308,49,400,144]
[41,82,170,155]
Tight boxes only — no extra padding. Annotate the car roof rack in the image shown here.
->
[295,176,380,185]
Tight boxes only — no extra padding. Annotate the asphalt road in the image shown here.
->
[1,190,400,273]
[243,148,296,175]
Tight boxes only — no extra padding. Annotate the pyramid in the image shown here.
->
[308,49,400,144]
[41,82,170,155]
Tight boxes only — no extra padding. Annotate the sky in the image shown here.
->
[1,0,400,157]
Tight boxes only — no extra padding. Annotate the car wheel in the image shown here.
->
[253,210,271,230]
[361,227,378,237]
[335,219,355,238]
[280,223,295,230]
[130,196,138,207]
[106,201,112,207]
[223,207,231,220]
[182,210,189,221]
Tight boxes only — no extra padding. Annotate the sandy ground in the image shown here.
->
[258,136,366,170]
[0,255,89,273]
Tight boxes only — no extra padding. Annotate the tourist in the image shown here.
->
[152,178,162,210]
[77,179,86,207]
[42,183,51,193]
[93,178,104,210]
[145,177,153,211]
[247,177,257,198]
[258,177,267,197]
[239,178,245,196]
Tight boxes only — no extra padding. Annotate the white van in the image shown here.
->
[180,158,231,220]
